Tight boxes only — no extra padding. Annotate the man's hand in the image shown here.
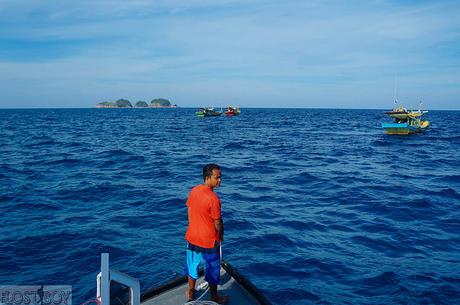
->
[214,218,224,241]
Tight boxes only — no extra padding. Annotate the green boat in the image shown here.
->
[196,107,222,117]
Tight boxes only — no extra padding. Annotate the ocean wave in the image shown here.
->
[23,136,59,147]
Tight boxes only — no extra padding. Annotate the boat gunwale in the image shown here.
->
[140,260,272,305]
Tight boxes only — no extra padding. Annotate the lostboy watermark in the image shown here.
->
[0,285,71,305]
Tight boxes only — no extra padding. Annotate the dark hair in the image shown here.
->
[203,164,220,181]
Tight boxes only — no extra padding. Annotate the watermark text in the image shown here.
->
[0,285,71,305]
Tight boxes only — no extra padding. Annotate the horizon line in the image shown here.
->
[1,106,459,111]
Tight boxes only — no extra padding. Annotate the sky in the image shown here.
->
[0,0,459,109]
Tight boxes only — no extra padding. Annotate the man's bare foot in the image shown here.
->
[185,289,195,301]
[211,294,229,304]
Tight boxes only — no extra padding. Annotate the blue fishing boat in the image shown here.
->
[381,104,430,134]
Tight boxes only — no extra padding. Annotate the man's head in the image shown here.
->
[203,164,221,189]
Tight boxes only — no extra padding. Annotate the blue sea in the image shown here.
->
[1,108,459,305]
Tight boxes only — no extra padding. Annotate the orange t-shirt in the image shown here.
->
[185,184,222,248]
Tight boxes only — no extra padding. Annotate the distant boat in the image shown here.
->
[196,107,222,117]
[381,102,430,134]
[225,106,241,116]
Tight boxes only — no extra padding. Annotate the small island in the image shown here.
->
[96,98,177,108]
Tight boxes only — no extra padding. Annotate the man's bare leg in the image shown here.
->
[210,284,228,304]
[187,277,196,301]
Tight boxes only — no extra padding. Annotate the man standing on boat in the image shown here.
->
[185,164,228,304]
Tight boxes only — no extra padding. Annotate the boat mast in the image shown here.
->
[393,75,398,105]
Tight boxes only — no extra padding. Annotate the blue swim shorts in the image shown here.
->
[186,242,221,285]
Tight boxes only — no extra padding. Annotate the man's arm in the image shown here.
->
[214,218,224,242]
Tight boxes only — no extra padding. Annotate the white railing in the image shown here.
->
[97,253,140,305]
